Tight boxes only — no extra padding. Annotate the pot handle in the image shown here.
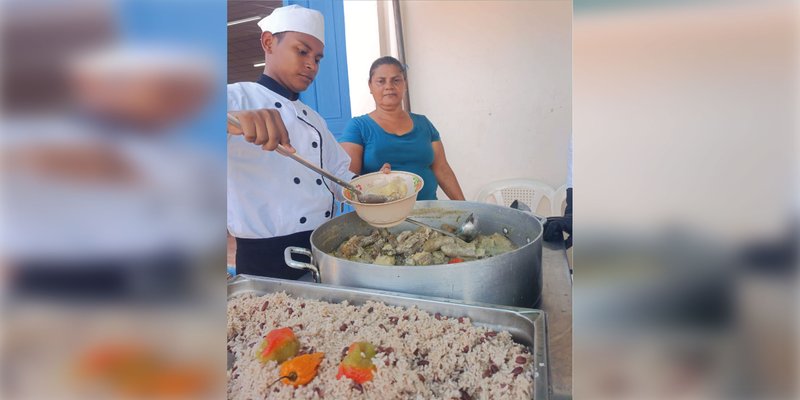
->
[284,247,320,282]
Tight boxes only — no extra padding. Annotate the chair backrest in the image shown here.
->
[474,179,556,216]
[552,184,568,216]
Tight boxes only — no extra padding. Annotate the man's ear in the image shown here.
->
[261,32,274,54]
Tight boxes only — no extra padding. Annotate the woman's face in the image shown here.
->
[369,64,406,107]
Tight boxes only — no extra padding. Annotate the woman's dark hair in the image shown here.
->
[368,56,407,82]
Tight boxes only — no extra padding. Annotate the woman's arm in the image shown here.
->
[339,142,364,175]
[431,141,465,200]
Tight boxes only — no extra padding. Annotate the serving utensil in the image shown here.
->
[405,212,478,243]
[455,213,478,242]
[227,113,389,203]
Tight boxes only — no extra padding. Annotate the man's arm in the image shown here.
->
[227,109,294,153]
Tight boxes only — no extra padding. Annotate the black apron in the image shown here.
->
[235,230,313,280]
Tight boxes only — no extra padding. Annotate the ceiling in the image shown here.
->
[227,0,282,84]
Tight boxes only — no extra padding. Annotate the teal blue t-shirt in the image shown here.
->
[338,114,441,200]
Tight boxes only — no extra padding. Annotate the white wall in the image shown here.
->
[345,1,572,200]
[343,1,381,117]
[400,1,572,199]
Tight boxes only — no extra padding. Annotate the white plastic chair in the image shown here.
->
[552,184,569,216]
[474,179,556,217]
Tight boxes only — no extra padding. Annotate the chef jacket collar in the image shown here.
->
[257,74,299,101]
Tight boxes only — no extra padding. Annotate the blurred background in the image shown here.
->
[574,0,797,399]
[1,0,797,399]
[1,0,226,398]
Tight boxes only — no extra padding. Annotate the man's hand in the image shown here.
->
[227,109,295,153]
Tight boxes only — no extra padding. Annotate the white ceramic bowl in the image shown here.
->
[343,171,424,228]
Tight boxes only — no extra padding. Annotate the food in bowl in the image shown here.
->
[343,172,423,228]
[227,292,536,399]
[332,227,517,266]
[364,176,408,202]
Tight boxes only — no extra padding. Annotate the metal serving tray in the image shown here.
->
[228,274,550,400]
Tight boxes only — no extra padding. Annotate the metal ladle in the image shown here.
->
[405,213,478,243]
[456,213,479,242]
[227,113,390,204]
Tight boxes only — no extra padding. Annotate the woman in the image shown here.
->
[338,56,465,200]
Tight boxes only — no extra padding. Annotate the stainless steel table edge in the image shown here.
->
[228,274,551,400]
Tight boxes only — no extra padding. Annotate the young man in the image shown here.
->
[227,5,355,279]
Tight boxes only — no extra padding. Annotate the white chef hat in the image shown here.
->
[257,5,325,46]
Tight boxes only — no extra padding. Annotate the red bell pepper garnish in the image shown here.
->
[448,258,465,264]
[336,363,375,384]
[256,327,299,364]
[336,342,377,384]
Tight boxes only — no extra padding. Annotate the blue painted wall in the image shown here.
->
[287,0,352,136]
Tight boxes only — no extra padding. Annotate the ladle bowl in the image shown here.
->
[343,171,423,228]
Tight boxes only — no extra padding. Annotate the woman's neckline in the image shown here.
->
[367,112,414,137]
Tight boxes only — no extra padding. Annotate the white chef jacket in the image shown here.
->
[227,81,354,239]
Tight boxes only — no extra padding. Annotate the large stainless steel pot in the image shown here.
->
[284,201,543,308]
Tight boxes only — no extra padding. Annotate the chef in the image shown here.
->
[227,5,355,279]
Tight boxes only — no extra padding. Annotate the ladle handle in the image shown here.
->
[227,113,362,195]
[276,146,360,194]
[405,218,462,241]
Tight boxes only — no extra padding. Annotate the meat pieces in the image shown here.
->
[337,235,363,258]
[422,236,455,252]
[411,251,433,266]
[359,230,382,247]
[395,228,432,255]
[374,255,396,266]
[440,243,486,259]
[474,233,515,257]
[332,226,516,266]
